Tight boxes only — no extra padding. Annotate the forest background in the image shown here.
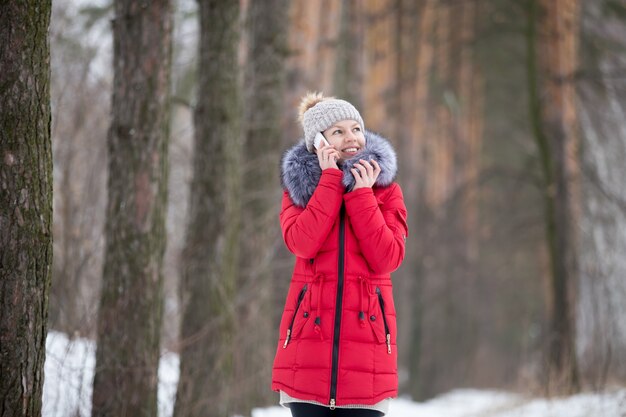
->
[2,0,626,416]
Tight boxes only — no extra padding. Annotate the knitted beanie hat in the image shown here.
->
[298,92,365,152]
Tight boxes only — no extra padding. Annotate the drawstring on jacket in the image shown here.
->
[314,273,325,340]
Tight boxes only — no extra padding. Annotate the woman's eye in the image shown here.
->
[353,127,361,132]
[333,130,342,135]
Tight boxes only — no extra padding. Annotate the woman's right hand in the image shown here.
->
[316,144,340,170]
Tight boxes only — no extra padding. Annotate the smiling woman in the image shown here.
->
[272,92,409,417]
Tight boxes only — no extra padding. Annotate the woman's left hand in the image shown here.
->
[351,159,381,190]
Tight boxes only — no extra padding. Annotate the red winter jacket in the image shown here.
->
[272,132,408,408]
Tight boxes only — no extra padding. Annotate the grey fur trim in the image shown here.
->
[280,131,398,208]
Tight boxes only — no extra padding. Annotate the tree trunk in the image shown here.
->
[429,0,453,209]
[406,0,437,400]
[316,0,341,93]
[0,2,52,416]
[236,0,289,413]
[457,0,482,264]
[334,0,364,108]
[392,0,418,396]
[527,0,581,394]
[363,0,396,133]
[285,1,321,141]
[173,1,241,417]
[91,1,172,416]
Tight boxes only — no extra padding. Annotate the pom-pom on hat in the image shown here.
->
[298,92,365,153]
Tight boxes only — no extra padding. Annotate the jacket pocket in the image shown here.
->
[283,284,309,348]
[373,286,392,354]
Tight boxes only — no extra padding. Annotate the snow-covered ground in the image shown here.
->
[43,331,626,417]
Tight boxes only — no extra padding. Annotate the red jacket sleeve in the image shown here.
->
[343,183,408,274]
[280,169,344,258]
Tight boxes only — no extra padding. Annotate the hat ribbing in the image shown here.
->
[300,95,365,152]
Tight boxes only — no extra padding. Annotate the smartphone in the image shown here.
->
[314,132,330,149]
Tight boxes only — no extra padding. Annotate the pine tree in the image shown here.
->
[0,2,53,415]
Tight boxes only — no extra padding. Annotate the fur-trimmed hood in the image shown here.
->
[280,130,398,208]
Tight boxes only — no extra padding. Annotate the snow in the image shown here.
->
[43,331,179,417]
[43,331,626,417]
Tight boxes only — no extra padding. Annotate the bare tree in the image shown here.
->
[0,1,53,416]
[91,0,173,415]
[173,1,242,416]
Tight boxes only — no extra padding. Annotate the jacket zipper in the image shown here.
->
[376,287,392,354]
[283,284,308,348]
[329,204,346,409]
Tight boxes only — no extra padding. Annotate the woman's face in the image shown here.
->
[322,119,366,162]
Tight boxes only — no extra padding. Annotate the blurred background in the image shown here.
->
[46,0,626,415]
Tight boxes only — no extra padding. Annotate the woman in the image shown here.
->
[272,92,408,417]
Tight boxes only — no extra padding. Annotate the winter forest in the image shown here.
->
[2,0,626,416]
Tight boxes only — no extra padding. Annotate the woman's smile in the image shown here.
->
[341,146,360,157]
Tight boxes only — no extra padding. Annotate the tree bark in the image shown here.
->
[0,2,52,416]
[457,0,482,263]
[236,0,289,413]
[527,0,581,394]
[91,1,173,416]
[173,1,241,417]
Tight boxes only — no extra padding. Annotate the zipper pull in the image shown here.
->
[283,329,291,349]
[330,399,336,410]
[386,333,391,354]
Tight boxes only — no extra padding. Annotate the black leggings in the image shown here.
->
[288,402,384,417]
